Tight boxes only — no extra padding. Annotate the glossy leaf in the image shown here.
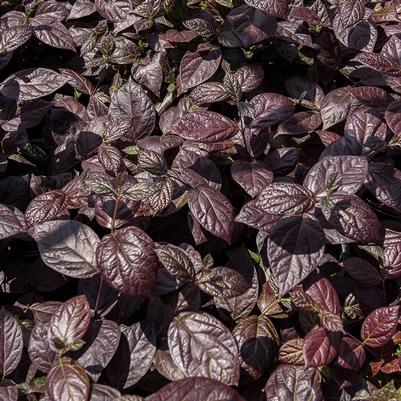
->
[187,186,235,243]
[267,216,325,295]
[361,306,400,348]
[0,307,23,377]
[168,311,240,385]
[35,220,100,279]
[48,295,91,351]
[46,358,90,401]
[96,226,159,297]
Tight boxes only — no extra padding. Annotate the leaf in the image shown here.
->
[304,156,368,195]
[59,68,94,95]
[234,64,264,93]
[108,78,156,141]
[249,93,295,129]
[0,68,68,101]
[322,195,381,243]
[35,220,100,279]
[303,274,340,315]
[169,111,238,143]
[231,161,273,197]
[106,322,156,389]
[168,311,240,385]
[267,216,325,295]
[278,339,304,365]
[196,266,249,298]
[146,377,245,401]
[303,328,339,367]
[369,382,401,401]
[96,226,159,297]
[90,384,121,401]
[244,0,288,19]
[32,17,76,51]
[46,358,90,401]
[25,190,69,227]
[179,45,222,94]
[233,315,278,380]
[337,0,365,28]
[343,257,382,286]
[361,306,400,348]
[352,53,401,77]
[98,145,123,175]
[255,183,315,216]
[0,204,25,240]
[155,244,195,283]
[48,295,91,351]
[319,87,353,130]
[0,26,32,54]
[73,319,121,382]
[265,364,323,401]
[190,82,230,104]
[336,336,365,370]
[28,322,55,372]
[0,307,23,377]
[276,112,322,136]
[187,186,235,243]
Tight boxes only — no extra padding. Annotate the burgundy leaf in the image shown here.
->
[146,377,245,401]
[46,358,90,401]
[35,220,100,279]
[48,295,91,351]
[336,336,365,370]
[231,160,273,197]
[304,156,368,196]
[96,226,159,297]
[0,204,25,240]
[361,306,400,348]
[168,311,240,385]
[256,183,315,216]
[178,45,222,94]
[0,68,68,101]
[265,364,323,401]
[303,328,340,367]
[267,216,325,295]
[0,307,23,378]
[249,93,295,129]
[169,111,238,143]
[244,0,288,19]
[187,186,235,243]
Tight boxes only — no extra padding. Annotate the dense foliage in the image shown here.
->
[1,0,401,400]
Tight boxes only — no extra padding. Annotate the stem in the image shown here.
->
[94,275,104,317]
[111,193,120,232]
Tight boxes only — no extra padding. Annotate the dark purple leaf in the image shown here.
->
[46,358,90,401]
[265,364,323,401]
[304,156,368,196]
[249,93,295,129]
[336,336,365,370]
[35,220,100,279]
[178,45,222,94]
[361,306,400,348]
[169,111,238,143]
[255,183,315,216]
[187,186,235,243]
[146,377,245,401]
[0,68,68,101]
[303,328,339,367]
[168,311,240,385]
[0,307,23,378]
[267,216,325,295]
[231,161,273,197]
[96,226,159,297]
[48,295,91,351]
